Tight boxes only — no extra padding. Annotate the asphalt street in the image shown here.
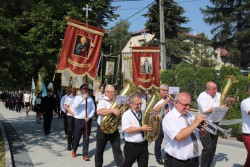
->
[0,103,247,167]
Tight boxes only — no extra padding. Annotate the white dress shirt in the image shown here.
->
[70,94,95,119]
[97,96,113,125]
[122,109,144,143]
[96,91,105,103]
[197,91,221,119]
[65,94,75,116]
[153,99,173,116]
[241,97,250,134]
[60,94,68,113]
[162,107,200,160]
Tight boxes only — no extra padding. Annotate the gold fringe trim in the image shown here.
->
[68,58,91,68]
[132,49,160,53]
[67,22,104,36]
[138,77,155,83]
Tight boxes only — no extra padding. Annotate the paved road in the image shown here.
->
[0,104,247,167]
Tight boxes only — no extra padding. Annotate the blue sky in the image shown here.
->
[109,0,213,39]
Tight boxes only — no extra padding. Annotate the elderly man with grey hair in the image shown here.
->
[95,85,123,167]
[153,84,173,165]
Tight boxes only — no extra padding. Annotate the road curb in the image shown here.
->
[0,122,12,167]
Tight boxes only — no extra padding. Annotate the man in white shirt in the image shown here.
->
[95,85,123,167]
[197,82,220,167]
[153,84,173,165]
[70,84,95,161]
[241,84,250,167]
[64,88,76,151]
[122,92,152,167]
[60,88,72,138]
[163,92,207,167]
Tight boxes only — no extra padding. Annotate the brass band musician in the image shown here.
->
[153,84,173,165]
[122,92,152,167]
[95,85,123,167]
[197,81,238,167]
[163,92,207,167]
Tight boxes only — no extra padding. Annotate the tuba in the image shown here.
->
[220,75,238,106]
[142,88,161,142]
[100,81,136,134]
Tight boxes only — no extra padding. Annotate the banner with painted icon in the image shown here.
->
[57,18,105,88]
[101,55,118,84]
[132,46,160,89]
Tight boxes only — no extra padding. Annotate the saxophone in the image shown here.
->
[142,88,161,142]
[100,81,136,134]
[220,75,238,106]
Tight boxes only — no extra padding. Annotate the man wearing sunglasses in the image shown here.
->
[162,92,207,167]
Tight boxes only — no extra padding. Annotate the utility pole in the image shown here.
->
[159,0,166,69]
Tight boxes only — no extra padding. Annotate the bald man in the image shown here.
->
[197,81,225,167]
[163,92,207,167]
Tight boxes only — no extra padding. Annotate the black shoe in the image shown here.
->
[156,159,164,165]
[67,146,72,151]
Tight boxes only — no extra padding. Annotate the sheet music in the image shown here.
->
[208,107,229,122]
[169,86,180,95]
[116,95,127,105]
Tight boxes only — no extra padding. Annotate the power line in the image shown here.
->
[107,1,155,32]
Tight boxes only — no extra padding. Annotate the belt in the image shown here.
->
[165,153,198,162]
[243,133,250,136]
[125,141,148,145]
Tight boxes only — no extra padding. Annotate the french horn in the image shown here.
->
[100,81,136,134]
[142,88,161,142]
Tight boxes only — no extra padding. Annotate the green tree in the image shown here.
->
[201,0,250,68]
[144,0,191,69]
[0,0,119,89]
[105,19,132,55]
[186,33,217,67]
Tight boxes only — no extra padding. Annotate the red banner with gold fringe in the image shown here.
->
[57,18,105,87]
[132,46,160,89]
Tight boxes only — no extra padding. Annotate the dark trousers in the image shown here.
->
[67,116,74,148]
[95,125,123,167]
[73,118,92,156]
[164,153,198,167]
[63,112,68,135]
[243,134,250,167]
[43,113,53,134]
[15,102,21,112]
[123,141,148,167]
[154,121,164,160]
[200,124,219,167]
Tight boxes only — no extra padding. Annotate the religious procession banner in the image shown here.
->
[132,46,160,89]
[57,18,105,88]
[101,55,118,85]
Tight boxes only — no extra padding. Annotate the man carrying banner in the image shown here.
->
[95,85,123,167]
[71,84,95,161]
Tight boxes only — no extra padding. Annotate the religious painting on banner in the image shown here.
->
[57,18,105,89]
[132,46,160,89]
[102,55,118,84]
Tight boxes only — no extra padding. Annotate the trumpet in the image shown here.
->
[164,94,174,101]
[206,121,232,138]
[191,109,232,138]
